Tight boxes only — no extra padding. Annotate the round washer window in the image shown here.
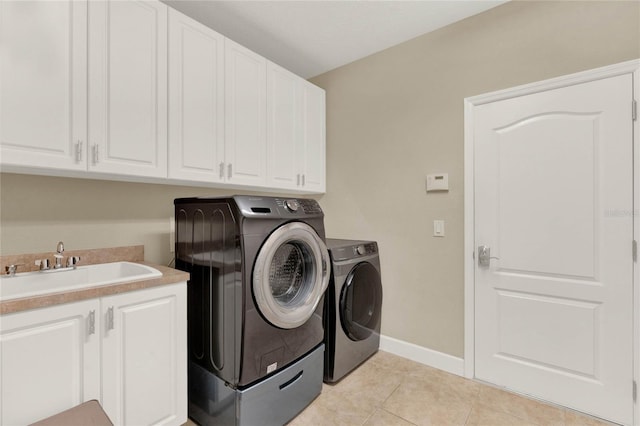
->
[253,222,330,329]
[268,242,313,305]
[340,262,383,341]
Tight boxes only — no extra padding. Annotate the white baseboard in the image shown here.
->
[379,334,465,377]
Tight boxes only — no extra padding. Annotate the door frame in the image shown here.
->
[463,59,640,419]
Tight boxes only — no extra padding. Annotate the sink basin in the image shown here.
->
[0,262,162,301]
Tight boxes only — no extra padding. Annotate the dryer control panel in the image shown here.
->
[326,239,378,261]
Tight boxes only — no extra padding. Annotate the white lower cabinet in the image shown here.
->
[101,284,187,426]
[0,299,101,426]
[0,283,186,426]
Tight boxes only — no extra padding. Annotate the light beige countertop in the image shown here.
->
[0,246,189,315]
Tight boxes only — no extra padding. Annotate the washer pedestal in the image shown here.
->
[188,344,323,426]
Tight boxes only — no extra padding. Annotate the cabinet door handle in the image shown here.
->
[302,174,305,187]
[227,163,232,179]
[88,310,96,335]
[92,144,100,165]
[106,306,114,331]
[219,162,225,179]
[75,140,83,163]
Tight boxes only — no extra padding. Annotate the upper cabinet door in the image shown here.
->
[0,0,87,171]
[168,9,224,183]
[300,82,326,193]
[224,39,267,186]
[266,61,301,189]
[88,0,168,178]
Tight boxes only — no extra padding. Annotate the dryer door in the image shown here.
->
[340,262,383,341]
[253,222,330,329]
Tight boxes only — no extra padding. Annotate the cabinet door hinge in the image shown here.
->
[633,380,637,403]
[633,240,637,262]
[633,99,637,121]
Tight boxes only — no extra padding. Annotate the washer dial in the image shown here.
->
[284,199,300,212]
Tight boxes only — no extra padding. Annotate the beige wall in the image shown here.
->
[310,0,640,357]
[0,173,288,264]
[1,1,639,359]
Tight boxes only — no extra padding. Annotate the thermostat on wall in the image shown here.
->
[426,173,449,192]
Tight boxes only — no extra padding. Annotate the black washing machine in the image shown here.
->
[175,196,331,425]
[323,239,383,383]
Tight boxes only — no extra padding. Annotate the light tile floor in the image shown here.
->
[287,351,614,426]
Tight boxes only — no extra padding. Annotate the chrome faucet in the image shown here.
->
[54,241,65,269]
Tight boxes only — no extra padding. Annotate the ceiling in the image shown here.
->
[163,1,508,79]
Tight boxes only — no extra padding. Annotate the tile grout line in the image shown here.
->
[462,386,482,426]
[382,408,419,426]
[376,374,418,426]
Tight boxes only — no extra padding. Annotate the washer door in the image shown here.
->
[340,262,383,341]
[253,222,330,329]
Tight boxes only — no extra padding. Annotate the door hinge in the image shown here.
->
[633,240,637,262]
[633,380,637,403]
[633,99,637,121]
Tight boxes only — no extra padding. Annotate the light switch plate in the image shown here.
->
[433,220,445,237]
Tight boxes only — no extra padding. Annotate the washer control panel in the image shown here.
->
[275,198,323,215]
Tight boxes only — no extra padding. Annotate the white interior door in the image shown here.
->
[473,74,634,425]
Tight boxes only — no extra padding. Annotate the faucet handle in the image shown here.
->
[5,264,24,276]
[67,256,81,268]
[35,259,50,271]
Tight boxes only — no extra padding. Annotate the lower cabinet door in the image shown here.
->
[101,283,187,426]
[0,299,101,426]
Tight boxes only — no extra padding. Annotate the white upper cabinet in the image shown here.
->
[88,0,168,178]
[0,1,87,171]
[267,62,301,189]
[300,82,326,193]
[266,62,326,192]
[224,38,267,186]
[0,0,324,193]
[168,9,224,183]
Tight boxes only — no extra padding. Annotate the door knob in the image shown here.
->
[478,245,499,267]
